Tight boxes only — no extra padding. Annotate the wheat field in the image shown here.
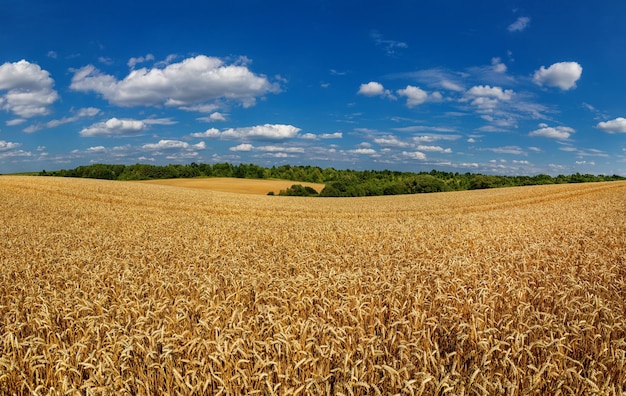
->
[0,176,625,395]
[138,177,326,196]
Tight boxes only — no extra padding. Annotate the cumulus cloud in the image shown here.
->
[257,145,305,153]
[197,112,227,122]
[80,117,147,137]
[374,135,412,148]
[397,85,427,107]
[86,146,106,152]
[413,134,462,143]
[0,60,59,118]
[529,124,575,139]
[190,128,221,138]
[463,85,515,114]
[0,140,21,151]
[508,16,530,32]
[402,151,427,160]
[70,55,280,109]
[190,124,300,140]
[396,85,441,108]
[300,132,342,140]
[596,117,626,133]
[357,81,394,98]
[533,62,582,90]
[491,57,507,73]
[229,143,254,152]
[466,85,513,101]
[416,145,452,153]
[349,148,377,155]
[142,140,205,150]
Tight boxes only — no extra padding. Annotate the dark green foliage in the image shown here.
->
[404,174,450,193]
[279,184,319,196]
[39,163,625,197]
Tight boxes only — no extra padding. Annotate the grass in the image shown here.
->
[0,176,625,395]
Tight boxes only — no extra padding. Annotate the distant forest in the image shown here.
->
[39,163,625,197]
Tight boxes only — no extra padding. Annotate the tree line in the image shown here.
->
[39,163,625,197]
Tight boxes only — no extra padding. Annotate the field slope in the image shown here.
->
[1,176,625,395]
[137,177,325,195]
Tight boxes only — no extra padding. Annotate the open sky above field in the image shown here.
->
[1,0,625,175]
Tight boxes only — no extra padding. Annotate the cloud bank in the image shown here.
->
[70,55,280,110]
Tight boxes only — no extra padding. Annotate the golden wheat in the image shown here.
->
[0,176,625,395]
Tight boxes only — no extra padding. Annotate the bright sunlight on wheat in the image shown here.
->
[1,176,625,395]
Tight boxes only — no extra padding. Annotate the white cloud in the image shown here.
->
[358,81,394,98]
[466,85,513,101]
[596,117,626,133]
[142,117,177,125]
[75,107,101,118]
[529,125,575,140]
[80,117,147,137]
[190,128,221,138]
[393,125,457,133]
[413,134,462,143]
[199,112,227,122]
[300,132,342,140]
[0,148,31,159]
[321,132,342,139]
[416,145,452,153]
[70,55,280,109]
[6,119,26,126]
[257,145,305,153]
[86,146,106,152]
[230,143,254,152]
[486,146,526,155]
[349,148,376,155]
[128,54,155,69]
[191,124,300,140]
[24,107,101,133]
[0,140,21,151]
[222,124,300,140]
[533,62,582,90]
[0,60,59,118]
[402,151,427,160]
[397,85,430,107]
[463,85,516,115]
[142,139,206,150]
[491,57,507,73]
[374,135,412,148]
[508,16,530,32]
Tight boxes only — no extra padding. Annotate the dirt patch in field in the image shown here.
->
[136,177,325,195]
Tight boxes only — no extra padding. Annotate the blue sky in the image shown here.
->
[1,0,625,175]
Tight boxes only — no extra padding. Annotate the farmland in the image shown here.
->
[1,176,625,394]
[137,177,325,195]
